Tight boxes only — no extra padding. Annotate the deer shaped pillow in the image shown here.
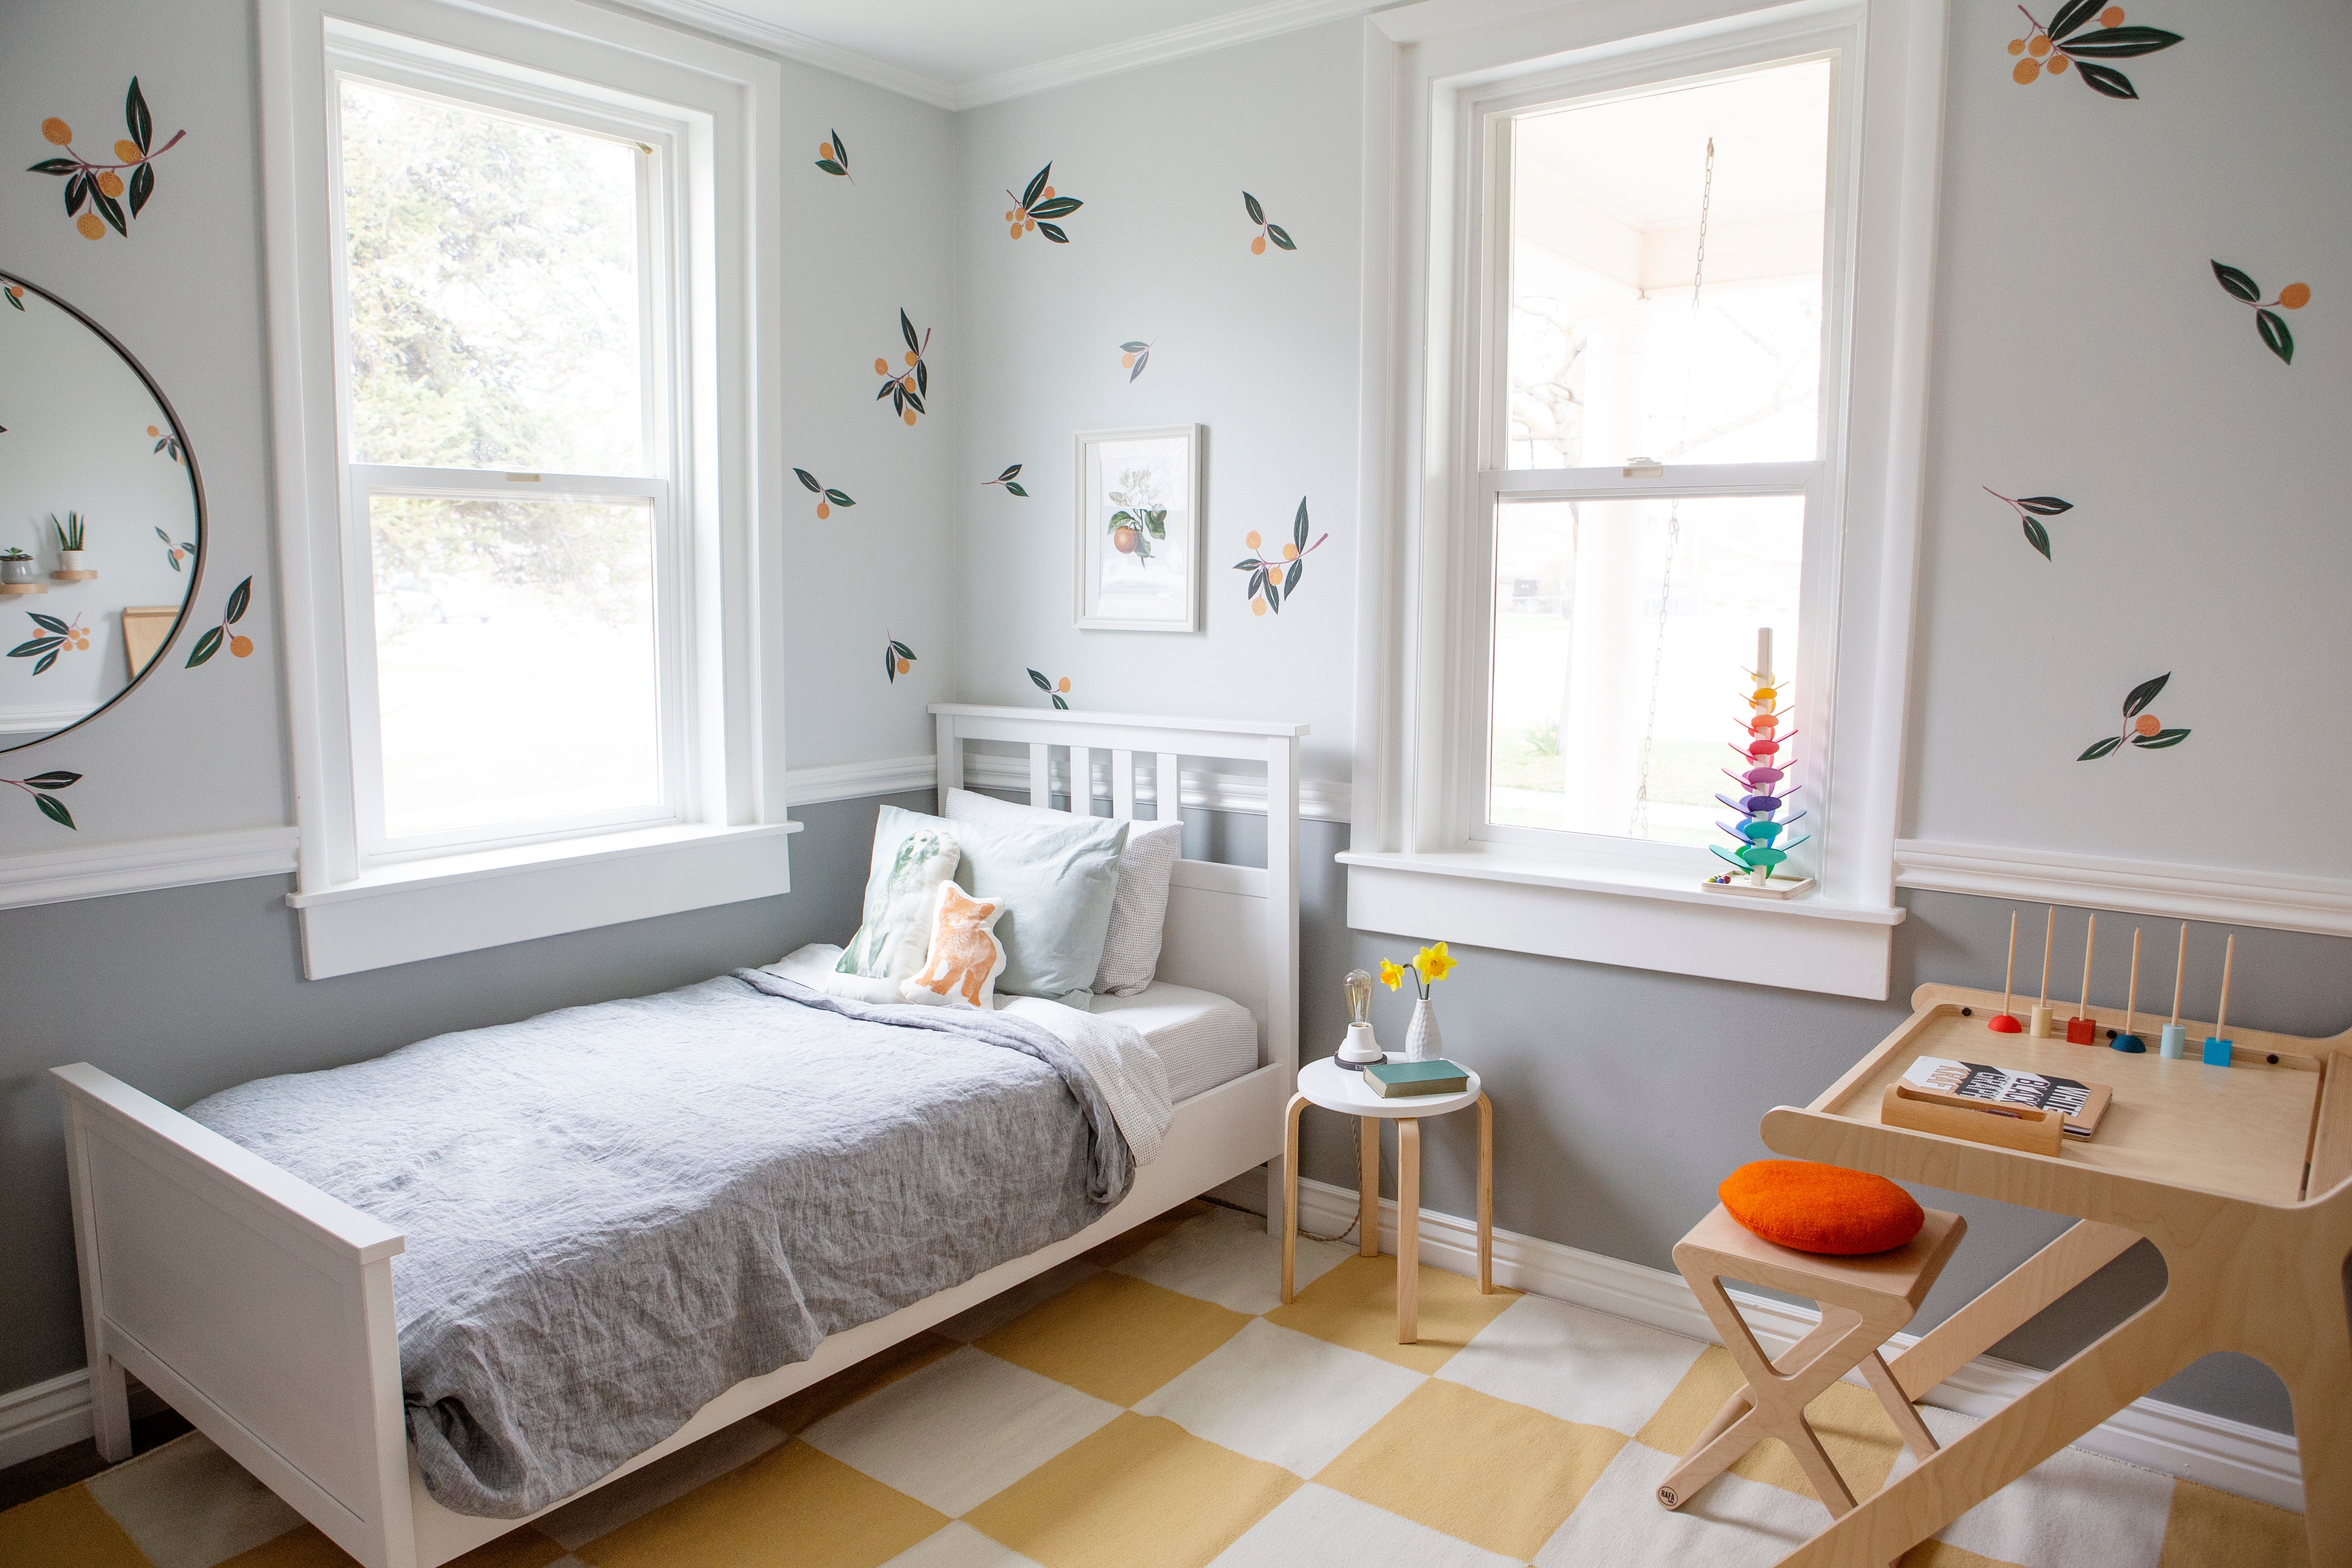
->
[902,882,1010,1009]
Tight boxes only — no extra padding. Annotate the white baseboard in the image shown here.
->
[1294,1177,2304,1512]
[0,1369,164,1470]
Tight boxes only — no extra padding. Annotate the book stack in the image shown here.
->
[1362,1059,1469,1098]
[1900,1055,2112,1139]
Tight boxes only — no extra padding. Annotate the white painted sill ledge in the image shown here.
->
[1338,849,1905,1000]
[285,820,802,979]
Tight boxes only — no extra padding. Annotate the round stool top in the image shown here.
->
[1720,1160,1925,1256]
[1297,1054,1482,1119]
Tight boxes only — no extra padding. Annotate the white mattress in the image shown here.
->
[1086,981,1260,1102]
[764,946,1259,1102]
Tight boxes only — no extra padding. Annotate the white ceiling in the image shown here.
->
[1517,58,1832,230]
[633,0,1372,106]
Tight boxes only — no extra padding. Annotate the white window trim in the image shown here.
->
[1344,0,1948,1000]
[260,0,789,977]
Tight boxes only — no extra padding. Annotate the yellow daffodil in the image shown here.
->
[1413,941,1457,985]
[1378,959,1406,990]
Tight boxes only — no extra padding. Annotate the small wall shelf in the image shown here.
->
[51,570,98,582]
[0,582,50,596]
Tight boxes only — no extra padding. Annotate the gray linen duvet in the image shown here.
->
[186,970,1139,1518]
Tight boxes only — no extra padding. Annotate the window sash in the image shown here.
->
[1452,21,1858,872]
[324,53,694,867]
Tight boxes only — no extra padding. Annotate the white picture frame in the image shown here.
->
[1073,423,1202,632]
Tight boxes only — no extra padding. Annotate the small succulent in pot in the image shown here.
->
[49,511,88,573]
[0,549,37,585]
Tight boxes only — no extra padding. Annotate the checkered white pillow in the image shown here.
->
[945,788,1182,995]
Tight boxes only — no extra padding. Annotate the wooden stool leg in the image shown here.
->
[1358,1114,1380,1258]
[1657,1315,1846,1510]
[1281,1093,1307,1304]
[2283,1290,2352,1568]
[1860,1350,1939,1463]
[1396,1117,1421,1343]
[1476,1093,1494,1292]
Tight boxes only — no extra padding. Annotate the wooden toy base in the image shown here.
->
[50,570,97,581]
[1700,876,1815,900]
[0,582,49,595]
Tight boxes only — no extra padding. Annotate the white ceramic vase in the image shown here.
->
[57,550,87,573]
[1405,997,1444,1062]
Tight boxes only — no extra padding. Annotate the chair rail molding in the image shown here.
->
[1895,839,2352,940]
[0,826,300,912]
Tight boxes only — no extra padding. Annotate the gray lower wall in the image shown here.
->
[0,791,923,1398]
[4,791,2315,1440]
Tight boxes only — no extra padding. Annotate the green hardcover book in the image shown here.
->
[1362,1059,1468,1097]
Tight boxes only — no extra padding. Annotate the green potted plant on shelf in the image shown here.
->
[0,546,37,588]
[50,512,88,574]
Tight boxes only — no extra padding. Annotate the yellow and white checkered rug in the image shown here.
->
[0,1201,2308,1568]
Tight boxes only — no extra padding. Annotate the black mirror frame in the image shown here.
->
[0,266,208,753]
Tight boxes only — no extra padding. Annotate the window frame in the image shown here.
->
[324,59,692,865]
[1344,0,1947,999]
[261,0,790,977]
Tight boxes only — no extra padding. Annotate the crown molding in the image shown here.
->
[612,0,1388,112]
[953,0,1384,108]
[1895,838,2352,941]
[609,0,961,106]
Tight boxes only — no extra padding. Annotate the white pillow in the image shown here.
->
[902,882,1009,1009]
[838,807,961,982]
[945,787,1181,995]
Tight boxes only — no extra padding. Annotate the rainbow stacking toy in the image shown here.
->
[1705,628,1813,899]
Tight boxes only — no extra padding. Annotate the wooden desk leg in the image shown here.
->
[1476,1093,1494,1293]
[1887,1220,2139,1403]
[1281,1093,1308,1305]
[1396,1117,1421,1343]
[2285,1323,2352,1566]
[1359,1114,1381,1259]
[1769,1297,2198,1568]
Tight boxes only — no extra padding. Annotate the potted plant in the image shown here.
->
[0,547,36,587]
[50,512,87,574]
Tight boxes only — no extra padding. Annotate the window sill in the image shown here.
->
[285,821,802,979]
[1337,848,1903,999]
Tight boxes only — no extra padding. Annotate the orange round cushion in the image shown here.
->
[1719,1161,1924,1256]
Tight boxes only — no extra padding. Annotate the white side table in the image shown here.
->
[1281,1054,1493,1342]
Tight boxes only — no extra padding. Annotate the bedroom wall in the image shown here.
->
[951,21,1363,788]
[0,0,956,1412]
[952,2,2340,1439]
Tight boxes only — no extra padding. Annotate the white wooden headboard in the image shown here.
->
[928,704,1305,1080]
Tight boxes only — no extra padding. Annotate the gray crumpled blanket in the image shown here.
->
[185,970,1137,1518]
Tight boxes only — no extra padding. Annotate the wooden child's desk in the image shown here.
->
[1759,983,2351,1568]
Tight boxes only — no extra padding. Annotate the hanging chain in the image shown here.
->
[1630,137,1714,838]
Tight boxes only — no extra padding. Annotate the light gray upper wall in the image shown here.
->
[951,22,1363,784]
[1908,0,2350,870]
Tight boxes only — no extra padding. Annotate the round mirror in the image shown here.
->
[0,269,206,750]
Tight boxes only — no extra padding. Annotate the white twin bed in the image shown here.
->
[49,705,1304,1568]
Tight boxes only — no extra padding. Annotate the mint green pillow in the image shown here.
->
[876,803,1127,1009]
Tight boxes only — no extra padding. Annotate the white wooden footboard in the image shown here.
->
[50,1062,416,1568]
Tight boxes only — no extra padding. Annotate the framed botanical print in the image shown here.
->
[1073,424,1202,632]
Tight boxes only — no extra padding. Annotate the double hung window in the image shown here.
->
[1346,0,1943,997]
[330,62,682,860]
[265,0,784,977]
[1475,47,1846,871]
